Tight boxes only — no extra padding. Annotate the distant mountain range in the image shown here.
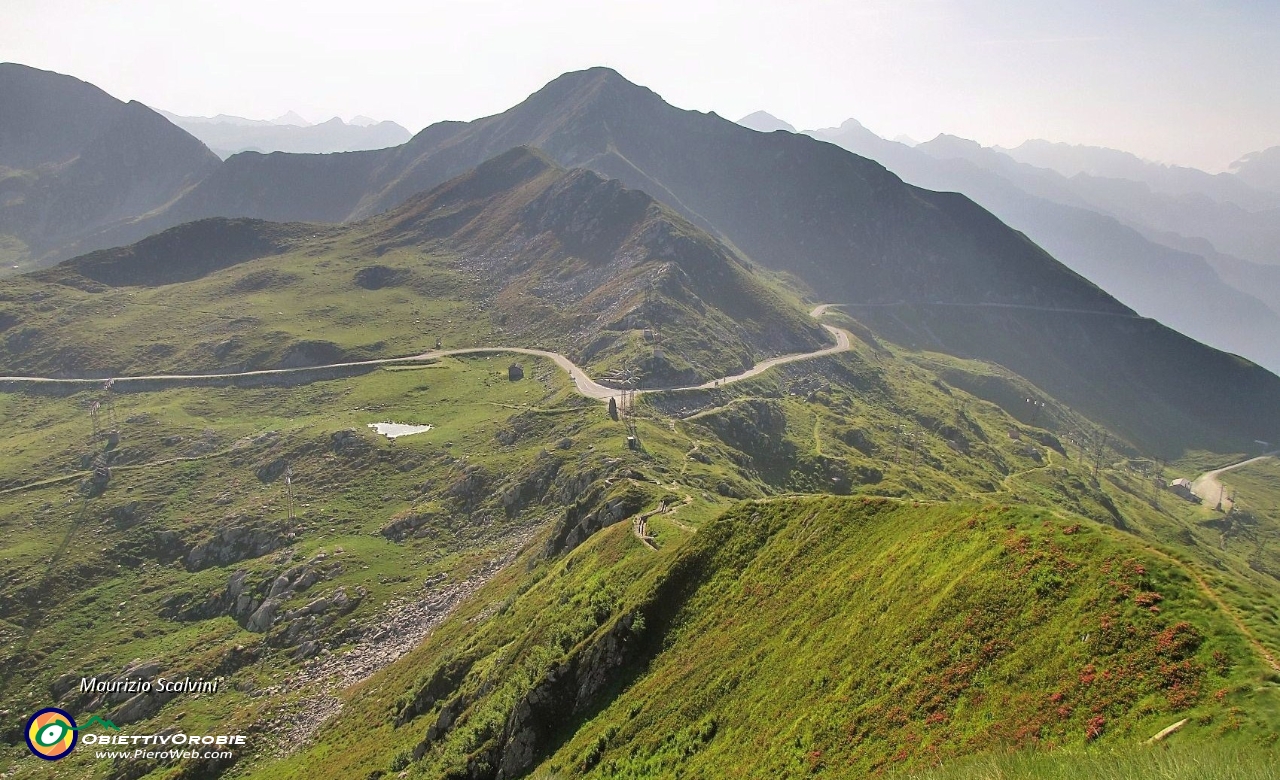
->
[783,116,1280,382]
[736,111,796,134]
[4,63,1280,453]
[158,109,413,157]
[1232,146,1280,193]
[998,139,1279,206]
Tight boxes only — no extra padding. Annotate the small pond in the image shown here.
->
[367,422,434,439]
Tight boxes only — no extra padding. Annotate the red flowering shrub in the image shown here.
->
[1134,591,1163,607]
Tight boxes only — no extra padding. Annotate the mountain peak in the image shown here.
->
[271,110,310,126]
[384,145,560,230]
[1229,145,1280,192]
[737,111,796,134]
[471,144,557,179]
[522,66,661,114]
[925,133,983,151]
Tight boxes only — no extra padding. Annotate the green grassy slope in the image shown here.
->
[894,741,1278,780]
[3,260,1280,778]
[0,147,827,389]
[0,355,681,777]
[1,325,1278,778]
[255,498,1279,780]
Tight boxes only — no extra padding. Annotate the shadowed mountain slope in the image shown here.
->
[806,123,1280,378]
[919,135,1280,271]
[0,63,221,271]
[4,147,827,387]
[99,67,1280,454]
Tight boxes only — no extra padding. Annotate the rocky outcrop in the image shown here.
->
[445,465,491,511]
[255,456,289,482]
[245,596,283,633]
[395,653,478,727]
[381,510,441,541]
[544,482,646,557]
[696,399,788,457]
[410,612,647,779]
[330,428,370,455]
[184,516,292,571]
[162,558,332,630]
[108,501,144,529]
[497,454,562,517]
[836,426,876,455]
[276,339,346,369]
[265,585,366,655]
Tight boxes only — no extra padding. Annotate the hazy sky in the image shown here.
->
[3,0,1276,170]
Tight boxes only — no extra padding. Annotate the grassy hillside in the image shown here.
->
[253,498,1280,780]
[3,240,1280,778]
[0,355,677,778]
[2,314,1279,777]
[0,148,827,388]
[75,65,1280,456]
[894,741,1278,780]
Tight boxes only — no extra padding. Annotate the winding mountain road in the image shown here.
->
[1192,453,1278,510]
[0,305,854,402]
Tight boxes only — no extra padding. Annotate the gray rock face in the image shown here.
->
[246,596,282,632]
[184,517,289,570]
[162,560,328,633]
[108,501,143,529]
[380,510,440,541]
[255,456,288,483]
[413,612,646,779]
[545,483,645,556]
[498,455,563,517]
[330,428,368,455]
[446,465,490,510]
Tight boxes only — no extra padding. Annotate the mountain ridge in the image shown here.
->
[160,109,413,158]
[7,65,1280,454]
[810,120,1280,378]
[0,63,221,272]
[4,146,829,388]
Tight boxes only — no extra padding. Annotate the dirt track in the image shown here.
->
[0,306,853,402]
[1192,453,1277,510]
